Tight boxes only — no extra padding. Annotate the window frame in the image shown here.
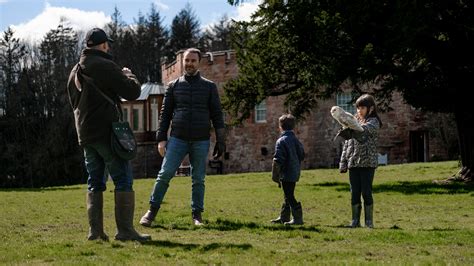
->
[255,100,267,123]
[336,92,357,114]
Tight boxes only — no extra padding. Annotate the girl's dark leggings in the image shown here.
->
[349,167,375,205]
[282,181,298,208]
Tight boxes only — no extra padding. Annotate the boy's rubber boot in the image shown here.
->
[139,206,159,227]
[271,203,291,224]
[86,191,109,241]
[284,202,304,225]
[114,191,151,242]
[364,204,374,228]
[348,203,362,228]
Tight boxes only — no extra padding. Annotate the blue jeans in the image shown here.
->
[83,142,133,192]
[149,137,210,212]
[349,167,375,205]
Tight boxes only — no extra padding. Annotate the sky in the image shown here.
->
[0,0,260,43]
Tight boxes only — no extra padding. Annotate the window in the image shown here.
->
[122,108,129,122]
[133,109,139,131]
[150,98,159,131]
[255,100,266,123]
[336,92,356,114]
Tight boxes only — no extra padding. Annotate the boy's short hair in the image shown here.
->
[279,114,296,130]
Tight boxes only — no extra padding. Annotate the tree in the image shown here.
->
[105,6,126,60]
[107,5,168,83]
[167,3,201,61]
[0,27,27,116]
[130,11,149,82]
[200,15,234,52]
[117,28,137,75]
[225,1,474,178]
[39,21,78,117]
[106,6,126,43]
[144,3,168,82]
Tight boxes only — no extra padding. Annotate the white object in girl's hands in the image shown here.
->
[330,106,364,132]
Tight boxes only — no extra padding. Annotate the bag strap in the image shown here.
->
[75,64,123,121]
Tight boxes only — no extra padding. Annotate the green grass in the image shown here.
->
[1,161,473,265]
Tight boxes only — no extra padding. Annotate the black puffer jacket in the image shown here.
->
[67,49,141,145]
[156,72,224,142]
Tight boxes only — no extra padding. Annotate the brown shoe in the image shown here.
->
[139,206,159,227]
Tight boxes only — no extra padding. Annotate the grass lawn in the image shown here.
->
[1,161,473,265]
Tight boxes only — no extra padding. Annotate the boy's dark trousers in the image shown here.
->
[349,167,375,228]
[281,182,303,225]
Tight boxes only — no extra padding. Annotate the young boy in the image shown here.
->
[271,114,305,225]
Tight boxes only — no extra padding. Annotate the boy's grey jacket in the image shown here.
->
[273,131,305,182]
[339,117,380,169]
[156,72,225,142]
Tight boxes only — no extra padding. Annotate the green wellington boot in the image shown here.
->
[348,203,361,228]
[114,191,151,242]
[364,204,374,228]
[86,191,109,241]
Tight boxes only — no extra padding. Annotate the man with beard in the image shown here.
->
[139,48,226,226]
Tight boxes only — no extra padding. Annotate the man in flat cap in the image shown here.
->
[67,27,150,242]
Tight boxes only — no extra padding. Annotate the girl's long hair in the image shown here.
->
[355,94,383,128]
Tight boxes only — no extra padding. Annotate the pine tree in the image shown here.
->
[39,21,78,117]
[0,27,27,116]
[200,15,234,52]
[105,6,126,60]
[145,3,168,82]
[130,11,149,82]
[167,3,201,61]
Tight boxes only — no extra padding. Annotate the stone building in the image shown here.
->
[126,49,455,177]
[121,82,166,177]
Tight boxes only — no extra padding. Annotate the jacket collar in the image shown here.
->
[81,48,113,60]
[281,130,295,137]
[184,71,201,83]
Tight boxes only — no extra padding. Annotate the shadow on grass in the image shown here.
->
[327,224,403,230]
[142,240,199,250]
[421,227,460,232]
[373,181,474,194]
[311,181,474,195]
[142,240,252,251]
[0,186,82,192]
[311,182,350,190]
[152,218,322,232]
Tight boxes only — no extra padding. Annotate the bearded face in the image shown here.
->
[183,51,200,75]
